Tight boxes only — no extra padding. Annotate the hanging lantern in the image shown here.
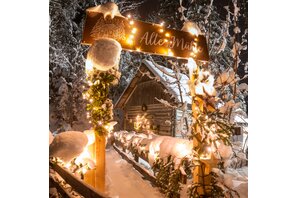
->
[87,38,122,71]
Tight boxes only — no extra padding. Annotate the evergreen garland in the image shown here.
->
[152,156,191,198]
[83,68,121,136]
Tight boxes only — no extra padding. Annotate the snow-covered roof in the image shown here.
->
[142,60,192,104]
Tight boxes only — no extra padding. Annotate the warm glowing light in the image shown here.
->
[164,39,168,42]
[126,38,133,45]
[98,121,103,125]
[129,20,134,25]
[194,38,198,41]
[82,167,88,174]
[160,21,164,26]
[168,50,174,56]
[159,28,164,33]
[127,14,131,18]
[200,146,212,160]
[85,59,93,71]
[65,163,71,169]
[136,47,141,51]
[89,121,91,123]
[84,130,95,145]
[75,147,91,165]
[165,32,170,37]
[89,98,93,103]
[131,28,137,34]
[129,34,134,39]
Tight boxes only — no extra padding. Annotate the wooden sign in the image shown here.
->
[82,11,209,62]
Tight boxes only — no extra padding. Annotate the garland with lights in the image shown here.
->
[83,68,121,136]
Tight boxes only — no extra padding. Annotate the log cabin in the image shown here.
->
[114,59,191,137]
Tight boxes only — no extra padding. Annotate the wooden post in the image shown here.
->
[84,142,96,187]
[95,134,106,193]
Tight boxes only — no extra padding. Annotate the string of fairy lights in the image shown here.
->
[125,14,202,59]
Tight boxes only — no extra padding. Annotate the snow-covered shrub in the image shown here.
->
[49,131,88,163]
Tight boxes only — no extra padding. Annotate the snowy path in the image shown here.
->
[105,147,164,198]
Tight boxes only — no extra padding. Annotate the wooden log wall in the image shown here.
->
[124,103,174,136]
[122,79,176,136]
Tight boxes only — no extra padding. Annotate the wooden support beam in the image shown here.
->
[84,142,96,187]
[95,135,106,193]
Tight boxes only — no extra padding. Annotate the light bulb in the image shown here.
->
[131,28,137,34]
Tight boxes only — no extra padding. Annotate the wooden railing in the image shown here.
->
[50,162,109,198]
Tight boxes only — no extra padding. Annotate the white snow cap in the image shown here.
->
[87,38,122,71]
[87,2,123,19]
[181,21,201,36]
[49,131,88,163]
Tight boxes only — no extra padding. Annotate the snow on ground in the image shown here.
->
[105,147,164,198]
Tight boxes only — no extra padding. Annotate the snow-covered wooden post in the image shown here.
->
[184,21,215,195]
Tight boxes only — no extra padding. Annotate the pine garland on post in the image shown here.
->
[83,67,120,192]
[84,68,121,136]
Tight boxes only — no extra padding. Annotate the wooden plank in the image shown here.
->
[50,162,109,198]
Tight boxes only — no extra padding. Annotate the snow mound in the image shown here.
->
[148,136,192,167]
[181,21,201,36]
[49,131,54,145]
[49,131,88,163]
[87,2,124,19]
[87,38,122,71]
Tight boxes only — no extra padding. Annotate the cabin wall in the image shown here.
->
[124,104,174,136]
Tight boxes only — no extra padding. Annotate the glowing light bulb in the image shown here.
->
[136,47,141,51]
[126,38,133,45]
[165,32,170,37]
[160,21,164,26]
[127,14,131,18]
[89,99,93,103]
[194,38,198,41]
[164,39,168,42]
[131,28,137,34]
[159,28,164,33]
[129,20,134,25]
[129,34,134,39]
[84,130,95,145]
[168,50,174,56]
